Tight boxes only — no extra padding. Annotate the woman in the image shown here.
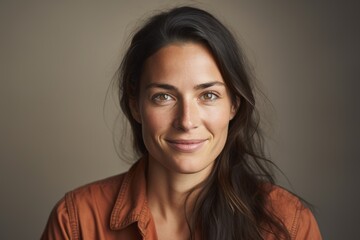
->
[42,6,322,240]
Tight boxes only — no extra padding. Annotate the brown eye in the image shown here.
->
[200,92,218,101]
[152,93,174,103]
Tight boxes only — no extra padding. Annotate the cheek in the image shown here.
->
[141,107,171,136]
[203,105,232,129]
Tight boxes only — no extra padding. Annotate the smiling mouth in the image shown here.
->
[166,139,207,152]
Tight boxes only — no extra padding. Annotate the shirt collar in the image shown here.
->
[110,158,151,233]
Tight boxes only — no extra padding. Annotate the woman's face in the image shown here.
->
[131,42,236,176]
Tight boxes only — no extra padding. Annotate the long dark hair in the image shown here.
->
[118,6,290,240]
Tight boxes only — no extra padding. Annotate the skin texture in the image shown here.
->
[130,42,237,239]
[132,42,236,176]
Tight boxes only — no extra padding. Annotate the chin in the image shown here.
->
[166,156,215,175]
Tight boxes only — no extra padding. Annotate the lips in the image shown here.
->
[165,139,207,152]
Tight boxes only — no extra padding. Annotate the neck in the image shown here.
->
[146,155,211,223]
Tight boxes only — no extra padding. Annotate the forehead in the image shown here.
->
[140,42,224,87]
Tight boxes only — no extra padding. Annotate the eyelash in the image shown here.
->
[200,91,219,101]
[151,91,220,104]
[152,93,174,103]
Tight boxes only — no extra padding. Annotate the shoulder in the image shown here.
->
[51,172,128,210]
[41,172,128,239]
[267,185,302,214]
[70,172,127,199]
[266,185,322,239]
[65,172,128,216]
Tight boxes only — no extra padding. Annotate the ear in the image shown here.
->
[129,99,142,124]
[229,97,240,120]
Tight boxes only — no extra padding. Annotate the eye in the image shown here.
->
[152,93,174,103]
[200,92,219,101]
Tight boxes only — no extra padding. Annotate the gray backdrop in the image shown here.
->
[1,0,359,239]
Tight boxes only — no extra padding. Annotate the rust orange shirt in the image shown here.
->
[41,159,322,239]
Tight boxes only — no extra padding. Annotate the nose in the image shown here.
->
[173,98,199,131]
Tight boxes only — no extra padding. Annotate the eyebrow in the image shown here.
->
[145,81,225,91]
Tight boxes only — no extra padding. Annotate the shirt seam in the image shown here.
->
[65,192,80,240]
[289,201,301,239]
